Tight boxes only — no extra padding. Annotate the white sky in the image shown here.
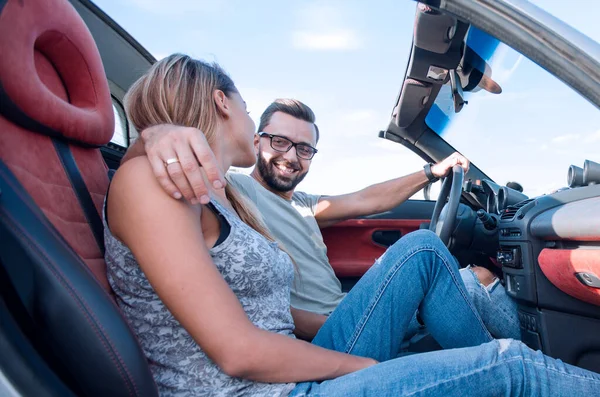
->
[97,0,600,200]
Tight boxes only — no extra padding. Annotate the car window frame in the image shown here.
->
[110,95,130,148]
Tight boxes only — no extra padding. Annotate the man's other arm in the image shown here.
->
[314,170,429,228]
[290,307,328,341]
[313,153,469,228]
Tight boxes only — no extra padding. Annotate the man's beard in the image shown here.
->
[256,153,308,193]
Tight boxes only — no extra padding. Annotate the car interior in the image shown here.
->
[0,0,599,395]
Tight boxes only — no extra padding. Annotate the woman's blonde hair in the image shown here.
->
[124,54,273,241]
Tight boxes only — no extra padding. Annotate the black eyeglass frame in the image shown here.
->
[257,132,318,160]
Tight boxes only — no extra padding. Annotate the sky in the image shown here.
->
[95,0,600,200]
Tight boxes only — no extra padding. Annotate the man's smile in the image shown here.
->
[273,162,300,176]
[256,148,309,193]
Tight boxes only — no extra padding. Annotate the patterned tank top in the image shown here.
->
[104,199,297,396]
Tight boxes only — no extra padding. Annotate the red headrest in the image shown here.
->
[0,0,113,147]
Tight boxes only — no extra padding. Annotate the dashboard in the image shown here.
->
[465,159,600,372]
[479,179,529,216]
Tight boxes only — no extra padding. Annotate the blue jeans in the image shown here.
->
[289,230,600,396]
[401,265,521,353]
[460,265,520,339]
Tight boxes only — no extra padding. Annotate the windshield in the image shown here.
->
[425,27,600,198]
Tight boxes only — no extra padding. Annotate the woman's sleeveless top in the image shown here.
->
[104,199,296,396]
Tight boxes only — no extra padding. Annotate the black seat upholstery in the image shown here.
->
[0,162,157,396]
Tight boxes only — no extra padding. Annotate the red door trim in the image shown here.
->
[538,248,600,306]
[327,219,427,228]
[322,219,429,277]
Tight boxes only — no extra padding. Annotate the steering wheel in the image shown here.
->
[429,165,465,247]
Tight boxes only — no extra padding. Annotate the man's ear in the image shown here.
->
[253,133,260,155]
[213,90,230,118]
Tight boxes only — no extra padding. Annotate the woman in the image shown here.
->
[104,54,600,396]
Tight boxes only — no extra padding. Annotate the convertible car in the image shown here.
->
[0,0,599,395]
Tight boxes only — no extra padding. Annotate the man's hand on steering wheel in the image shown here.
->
[141,125,226,205]
[431,152,470,179]
[428,153,470,247]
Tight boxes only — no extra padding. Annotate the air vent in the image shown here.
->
[500,199,534,221]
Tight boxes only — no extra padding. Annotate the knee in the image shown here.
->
[381,229,435,258]
[496,338,523,356]
[411,229,439,241]
[380,229,450,269]
[394,229,443,251]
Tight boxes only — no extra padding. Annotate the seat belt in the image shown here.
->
[52,139,105,254]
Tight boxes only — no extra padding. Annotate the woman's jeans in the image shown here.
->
[289,230,600,396]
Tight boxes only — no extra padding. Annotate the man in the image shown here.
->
[122,98,519,342]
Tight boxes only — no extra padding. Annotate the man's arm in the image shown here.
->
[290,307,328,341]
[314,153,469,228]
[119,125,226,203]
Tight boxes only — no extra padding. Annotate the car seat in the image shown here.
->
[0,0,158,395]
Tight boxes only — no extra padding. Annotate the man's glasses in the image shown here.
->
[258,132,318,160]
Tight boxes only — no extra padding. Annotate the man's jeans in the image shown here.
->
[460,265,521,339]
[289,230,600,396]
[401,264,521,353]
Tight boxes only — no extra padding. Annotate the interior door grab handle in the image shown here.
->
[372,230,402,247]
[575,272,600,289]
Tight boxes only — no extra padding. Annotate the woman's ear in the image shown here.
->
[213,90,230,118]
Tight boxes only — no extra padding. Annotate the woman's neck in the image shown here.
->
[205,126,235,205]
[208,126,232,178]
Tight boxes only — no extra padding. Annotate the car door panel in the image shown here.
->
[322,218,428,278]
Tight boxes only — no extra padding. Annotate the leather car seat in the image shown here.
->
[0,0,157,395]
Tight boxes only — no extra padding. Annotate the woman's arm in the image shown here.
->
[108,157,376,383]
[290,307,327,341]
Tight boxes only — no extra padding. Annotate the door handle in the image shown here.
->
[576,272,600,289]
[372,230,402,247]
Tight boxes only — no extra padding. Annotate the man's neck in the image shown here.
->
[250,168,294,201]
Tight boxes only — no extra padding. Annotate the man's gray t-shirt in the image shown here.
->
[228,172,345,315]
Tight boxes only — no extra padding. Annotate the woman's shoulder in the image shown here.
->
[112,156,153,186]
[108,156,202,237]
[110,156,170,203]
